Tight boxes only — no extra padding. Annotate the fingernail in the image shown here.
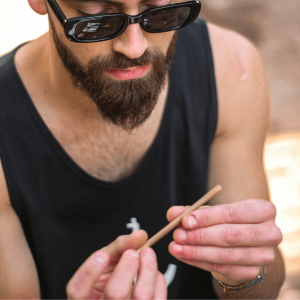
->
[188,215,197,228]
[95,252,107,264]
[125,249,139,258]
[142,248,156,261]
[142,248,155,256]
[172,244,183,255]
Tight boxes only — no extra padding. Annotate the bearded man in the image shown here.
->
[0,0,285,299]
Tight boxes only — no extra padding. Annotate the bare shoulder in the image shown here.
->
[207,23,259,71]
[206,24,270,203]
[207,23,269,137]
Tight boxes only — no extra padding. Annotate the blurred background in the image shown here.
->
[1,0,300,298]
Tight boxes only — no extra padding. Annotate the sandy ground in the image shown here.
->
[1,1,300,298]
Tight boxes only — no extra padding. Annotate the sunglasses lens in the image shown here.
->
[143,6,191,31]
[74,16,124,40]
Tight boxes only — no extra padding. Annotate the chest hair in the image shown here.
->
[47,103,165,182]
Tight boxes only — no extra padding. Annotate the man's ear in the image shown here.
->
[28,0,48,15]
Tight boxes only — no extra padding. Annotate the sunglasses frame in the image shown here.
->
[46,0,201,43]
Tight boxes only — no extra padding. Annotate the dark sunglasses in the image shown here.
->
[46,0,201,43]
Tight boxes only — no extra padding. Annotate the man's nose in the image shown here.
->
[112,23,148,59]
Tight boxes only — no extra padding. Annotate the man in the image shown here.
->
[0,0,285,299]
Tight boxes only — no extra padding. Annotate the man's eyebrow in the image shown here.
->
[74,0,124,6]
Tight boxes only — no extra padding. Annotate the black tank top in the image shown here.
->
[0,19,218,299]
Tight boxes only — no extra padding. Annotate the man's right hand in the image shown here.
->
[66,230,167,299]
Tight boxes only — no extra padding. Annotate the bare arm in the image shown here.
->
[209,24,285,299]
[167,24,285,299]
[207,23,269,205]
[0,160,40,299]
[207,23,285,299]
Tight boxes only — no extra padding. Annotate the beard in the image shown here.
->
[49,18,177,131]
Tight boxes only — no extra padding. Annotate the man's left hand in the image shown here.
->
[167,199,283,286]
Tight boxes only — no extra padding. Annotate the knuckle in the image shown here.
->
[263,249,275,265]
[265,201,277,218]
[269,201,277,215]
[194,246,202,259]
[211,263,225,273]
[276,227,283,243]
[225,226,241,245]
[224,206,235,223]
[219,248,234,263]
[196,229,205,244]
[240,248,252,263]
[84,263,100,278]
[270,226,283,245]
[198,210,209,227]
[115,235,127,246]
[190,245,201,259]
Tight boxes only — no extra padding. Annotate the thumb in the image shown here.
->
[102,230,148,263]
[66,250,110,299]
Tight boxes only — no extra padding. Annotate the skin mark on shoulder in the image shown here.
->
[208,23,254,82]
[236,51,249,81]
[231,33,261,82]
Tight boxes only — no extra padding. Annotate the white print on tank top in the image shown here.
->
[126,218,177,287]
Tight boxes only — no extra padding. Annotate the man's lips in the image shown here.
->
[106,65,150,80]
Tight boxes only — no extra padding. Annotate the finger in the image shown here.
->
[169,242,275,266]
[181,199,276,229]
[167,206,209,227]
[167,206,187,225]
[132,248,158,299]
[103,230,148,263]
[67,250,110,299]
[177,258,263,285]
[173,221,283,247]
[103,249,139,299]
[153,272,168,300]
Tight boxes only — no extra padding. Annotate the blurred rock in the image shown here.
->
[200,0,300,133]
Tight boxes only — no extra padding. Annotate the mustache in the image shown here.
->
[87,48,165,71]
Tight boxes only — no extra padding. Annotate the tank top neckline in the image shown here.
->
[10,45,174,188]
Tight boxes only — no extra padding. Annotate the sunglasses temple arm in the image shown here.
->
[46,0,67,27]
